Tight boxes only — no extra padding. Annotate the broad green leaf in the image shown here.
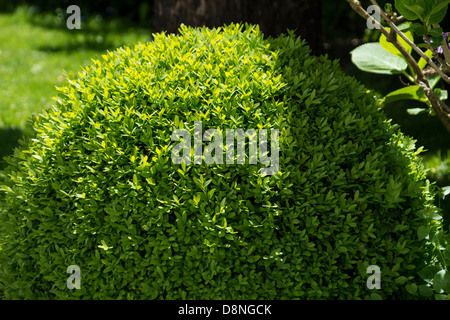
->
[380,85,427,105]
[425,0,450,24]
[405,4,425,20]
[395,0,426,21]
[419,284,434,297]
[379,27,414,58]
[350,43,408,75]
[433,269,450,293]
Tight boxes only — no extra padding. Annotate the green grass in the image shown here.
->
[0,6,150,169]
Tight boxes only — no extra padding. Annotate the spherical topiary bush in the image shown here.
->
[0,24,439,299]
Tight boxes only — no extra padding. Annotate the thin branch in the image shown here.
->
[431,24,450,68]
[442,35,450,66]
[424,34,450,71]
[392,15,404,24]
[418,80,450,133]
[370,0,450,84]
[346,0,450,134]
[346,0,423,82]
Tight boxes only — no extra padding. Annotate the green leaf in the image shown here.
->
[380,85,427,105]
[379,27,414,58]
[433,270,450,293]
[407,108,428,115]
[442,186,450,199]
[434,88,448,101]
[417,225,430,240]
[444,246,450,262]
[395,276,407,285]
[428,27,444,38]
[402,22,426,36]
[425,0,450,25]
[369,293,382,300]
[32,154,43,161]
[416,42,431,49]
[350,43,408,75]
[395,0,425,21]
[406,283,418,294]
[419,284,434,297]
[406,4,426,20]
[395,0,450,25]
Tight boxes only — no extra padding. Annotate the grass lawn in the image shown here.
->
[0,6,150,169]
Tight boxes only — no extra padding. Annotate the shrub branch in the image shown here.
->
[346,0,450,134]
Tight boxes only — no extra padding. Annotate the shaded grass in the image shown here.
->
[0,6,150,169]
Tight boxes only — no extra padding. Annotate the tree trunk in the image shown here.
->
[152,0,322,55]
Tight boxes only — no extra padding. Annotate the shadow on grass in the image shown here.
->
[35,21,151,54]
[8,5,152,53]
[37,33,125,53]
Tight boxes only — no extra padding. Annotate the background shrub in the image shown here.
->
[0,24,439,299]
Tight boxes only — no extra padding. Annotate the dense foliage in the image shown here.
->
[0,24,440,299]
[347,0,450,299]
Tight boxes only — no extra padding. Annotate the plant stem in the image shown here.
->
[370,0,450,84]
[346,0,450,134]
[402,70,415,83]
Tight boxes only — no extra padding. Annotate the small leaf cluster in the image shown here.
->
[0,23,439,299]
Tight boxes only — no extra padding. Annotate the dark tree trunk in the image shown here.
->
[152,0,322,55]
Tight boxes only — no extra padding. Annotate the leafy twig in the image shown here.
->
[346,0,450,134]
[370,0,450,84]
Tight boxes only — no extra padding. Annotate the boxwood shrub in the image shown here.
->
[0,24,440,299]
